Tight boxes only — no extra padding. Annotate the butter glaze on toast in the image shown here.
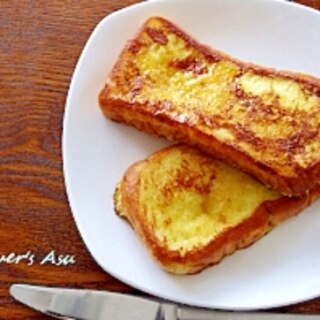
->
[114,145,319,274]
[100,17,320,196]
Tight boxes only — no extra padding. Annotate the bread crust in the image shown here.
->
[114,145,320,274]
[100,17,320,196]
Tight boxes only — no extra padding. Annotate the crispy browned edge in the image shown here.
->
[99,16,320,196]
[114,145,320,274]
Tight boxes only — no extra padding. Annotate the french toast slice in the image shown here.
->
[114,145,319,274]
[100,16,320,196]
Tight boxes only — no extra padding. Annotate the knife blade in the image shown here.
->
[10,284,320,320]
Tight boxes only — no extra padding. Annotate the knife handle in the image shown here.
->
[178,307,320,320]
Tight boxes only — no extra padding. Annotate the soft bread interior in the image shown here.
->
[137,146,280,254]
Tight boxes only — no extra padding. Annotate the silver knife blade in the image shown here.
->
[10,284,176,320]
[10,284,320,320]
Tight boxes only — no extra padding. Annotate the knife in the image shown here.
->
[10,284,320,320]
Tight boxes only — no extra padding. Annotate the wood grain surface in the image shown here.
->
[0,0,319,318]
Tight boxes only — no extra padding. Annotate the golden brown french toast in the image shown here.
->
[100,17,320,196]
[114,145,319,274]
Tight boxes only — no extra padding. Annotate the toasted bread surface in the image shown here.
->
[100,17,320,196]
[114,145,318,274]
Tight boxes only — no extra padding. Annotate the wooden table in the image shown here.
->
[0,0,319,318]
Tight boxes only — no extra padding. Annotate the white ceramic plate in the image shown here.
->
[63,0,320,310]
